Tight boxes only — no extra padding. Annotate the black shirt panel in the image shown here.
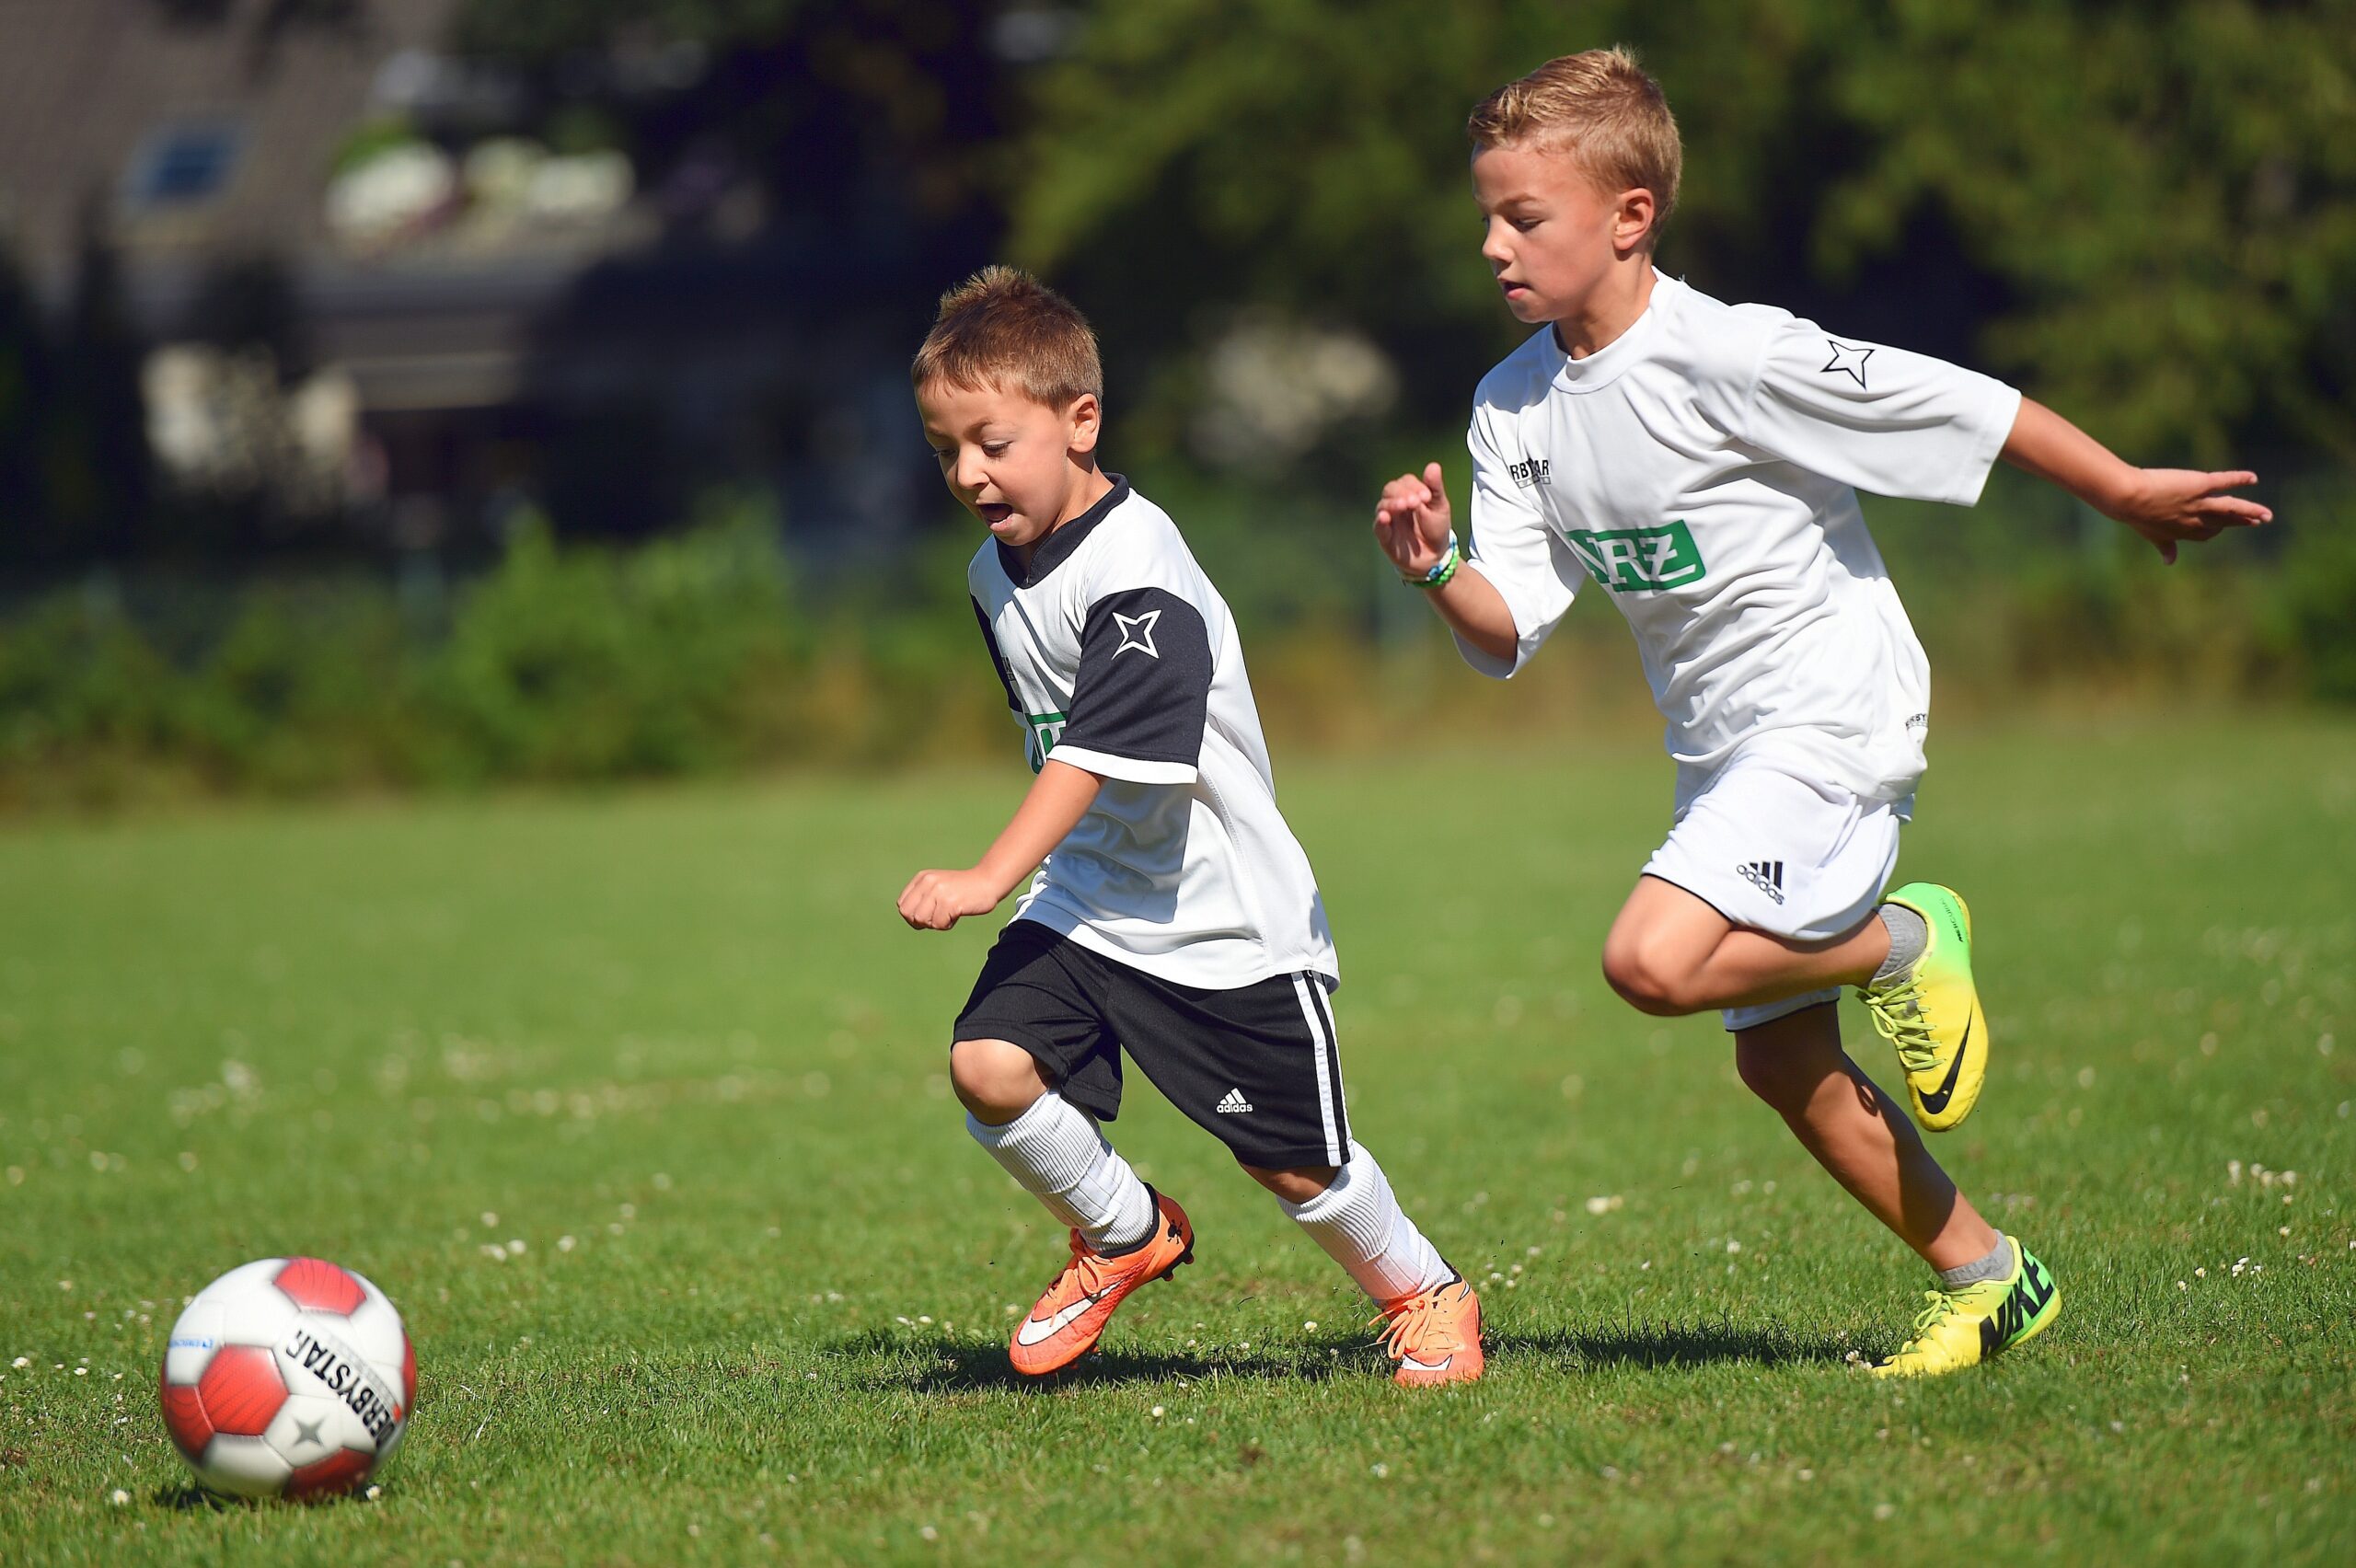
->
[1056,586,1213,768]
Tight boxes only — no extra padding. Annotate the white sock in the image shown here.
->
[1277,1140,1455,1304]
[966,1091,1155,1253]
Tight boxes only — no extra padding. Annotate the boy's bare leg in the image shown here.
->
[1733,1004,1999,1271]
[952,1036,1159,1251]
[1603,874,1888,1016]
[1601,877,1999,1268]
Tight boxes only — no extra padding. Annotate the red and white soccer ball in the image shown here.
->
[158,1257,415,1500]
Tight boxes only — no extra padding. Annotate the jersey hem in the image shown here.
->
[1011,911,1340,994]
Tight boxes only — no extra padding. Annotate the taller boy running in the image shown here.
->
[1373,49,2269,1375]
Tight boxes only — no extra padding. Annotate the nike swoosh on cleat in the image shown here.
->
[1399,1355,1453,1373]
[1015,1293,1106,1347]
[1917,1017,1971,1114]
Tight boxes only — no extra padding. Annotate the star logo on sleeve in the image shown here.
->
[1112,608,1162,659]
[1821,339,1874,388]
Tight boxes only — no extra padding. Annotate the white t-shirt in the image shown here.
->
[1461,271,2022,802]
[969,478,1337,990]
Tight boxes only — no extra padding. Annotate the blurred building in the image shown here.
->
[0,0,930,563]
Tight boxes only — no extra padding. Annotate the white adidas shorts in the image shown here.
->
[1640,755,1908,1032]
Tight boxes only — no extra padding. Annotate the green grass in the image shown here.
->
[2,716,2352,1565]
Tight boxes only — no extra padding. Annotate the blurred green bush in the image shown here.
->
[0,473,2345,813]
[0,502,1005,809]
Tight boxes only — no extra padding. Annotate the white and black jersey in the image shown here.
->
[968,478,1337,991]
[1461,271,2023,804]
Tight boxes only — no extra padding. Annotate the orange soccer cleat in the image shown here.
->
[1007,1191,1195,1377]
[1374,1274,1484,1387]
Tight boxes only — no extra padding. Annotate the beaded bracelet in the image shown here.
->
[1408,537,1461,590]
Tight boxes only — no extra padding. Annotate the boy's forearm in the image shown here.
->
[975,758,1103,897]
[1425,563,1520,666]
[1999,398,2139,516]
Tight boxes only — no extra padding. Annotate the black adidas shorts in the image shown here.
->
[953,919,1350,1170]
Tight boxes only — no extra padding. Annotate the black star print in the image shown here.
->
[1821,339,1874,389]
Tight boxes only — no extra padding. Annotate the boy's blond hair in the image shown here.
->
[911,265,1103,409]
[1468,47,1681,242]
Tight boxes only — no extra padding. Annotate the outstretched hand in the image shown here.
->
[897,867,1001,931]
[1373,462,1455,579]
[2106,469,2271,565]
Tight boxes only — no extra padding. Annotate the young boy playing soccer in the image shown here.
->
[899,266,1482,1384]
[1372,50,2269,1376]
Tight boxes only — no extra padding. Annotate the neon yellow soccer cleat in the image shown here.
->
[1860,882,1988,1131]
[1870,1239,2061,1378]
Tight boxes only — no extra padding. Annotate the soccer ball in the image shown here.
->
[158,1257,415,1500]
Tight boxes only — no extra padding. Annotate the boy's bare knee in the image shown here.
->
[1601,936,1692,1016]
[950,1037,1048,1123]
[1237,1159,1336,1205]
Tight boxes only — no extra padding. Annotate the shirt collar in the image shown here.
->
[998,474,1129,587]
[1550,269,1674,393]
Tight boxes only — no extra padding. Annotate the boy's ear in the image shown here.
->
[1614,188,1657,255]
[1066,393,1103,455]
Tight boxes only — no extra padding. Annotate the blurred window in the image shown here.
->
[124,122,246,209]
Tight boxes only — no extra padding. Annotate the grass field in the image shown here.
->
[2,715,2352,1565]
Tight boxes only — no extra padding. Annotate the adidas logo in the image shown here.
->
[1736,859,1786,905]
[1215,1088,1253,1114]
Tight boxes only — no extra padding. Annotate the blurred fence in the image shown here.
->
[3,0,2352,812]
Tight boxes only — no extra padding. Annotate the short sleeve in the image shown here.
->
[1459,405,1584,678]
[1742,321,2023,506]
[1050,586,1209,784]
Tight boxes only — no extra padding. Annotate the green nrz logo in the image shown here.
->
[1025,711,1067,772]
[1565,520,1706,592]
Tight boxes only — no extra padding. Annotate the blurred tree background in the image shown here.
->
[0,0,2350,806]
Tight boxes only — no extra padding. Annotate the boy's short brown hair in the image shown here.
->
[911,265,1103,409]
[1467,47,1682,241]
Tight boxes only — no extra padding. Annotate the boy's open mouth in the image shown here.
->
[979,502,1013,526]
